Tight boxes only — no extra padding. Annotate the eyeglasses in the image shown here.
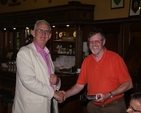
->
[128,105,141,112]
[35,29,51,34]
[88,39,103,45]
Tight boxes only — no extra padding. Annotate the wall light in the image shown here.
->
[13,28,16,30]
[26,27,29,30]
[52,25,55,28]
[66,25,70,27]
[139,1,141,9]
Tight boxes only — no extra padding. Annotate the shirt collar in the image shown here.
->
[34,42,50,54]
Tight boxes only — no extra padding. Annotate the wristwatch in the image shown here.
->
[109,92,113,98]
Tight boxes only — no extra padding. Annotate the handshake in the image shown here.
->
[53,90,66,103]
[53,90,101,103]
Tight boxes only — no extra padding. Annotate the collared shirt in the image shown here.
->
[34,42,52,75]
[77,48,131,106]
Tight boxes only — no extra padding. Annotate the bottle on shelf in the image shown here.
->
[55,31,58,40]
[69,45,73,54]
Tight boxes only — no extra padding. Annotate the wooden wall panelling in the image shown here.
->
[92,23,122,55]
[105,32,119,54]
[3,31,9,57]
[124,36,141,74]
[138,64,141,74]
[0,31,4,58]
[118,24,124,57]
[19,28,27,50]
[124,22,141,74]
[75,26,83,68]
[125,75,141,106]
[81,25,94,42]
[122,23,130,58]
[0,3,95,28]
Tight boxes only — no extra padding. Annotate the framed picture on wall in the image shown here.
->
[111,0,124,9]
[129,0,141,16]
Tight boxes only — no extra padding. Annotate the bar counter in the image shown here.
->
[0,69,87,113]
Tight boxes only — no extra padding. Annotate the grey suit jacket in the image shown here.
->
[12,42,61,113]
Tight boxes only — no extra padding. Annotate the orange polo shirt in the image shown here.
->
[77,48,132,106]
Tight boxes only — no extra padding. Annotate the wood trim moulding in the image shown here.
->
[0,3,95,28]
[91,17,141,25]
[8,2,21,7]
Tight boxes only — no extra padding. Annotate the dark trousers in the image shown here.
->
[87,97,126,113]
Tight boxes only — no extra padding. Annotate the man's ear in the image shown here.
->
[103,39,106,46]
[31,30,35,37]
[48,33,52,39]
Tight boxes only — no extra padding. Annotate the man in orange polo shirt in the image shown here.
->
[64,29,133,113]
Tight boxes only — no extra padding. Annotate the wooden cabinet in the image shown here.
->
[51,26,76,59]
[0,29,18,59]
[0,2,95,67]
[51,25,83,71]
[0,28,33,61]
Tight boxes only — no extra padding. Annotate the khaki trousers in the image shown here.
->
[87,97,126,113]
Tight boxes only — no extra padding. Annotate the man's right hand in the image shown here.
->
[54,90,65,103]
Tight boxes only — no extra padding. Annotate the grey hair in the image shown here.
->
[34,20,51,31]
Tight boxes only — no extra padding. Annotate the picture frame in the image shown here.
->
[129,0,141,16]
[111,0,124,9]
